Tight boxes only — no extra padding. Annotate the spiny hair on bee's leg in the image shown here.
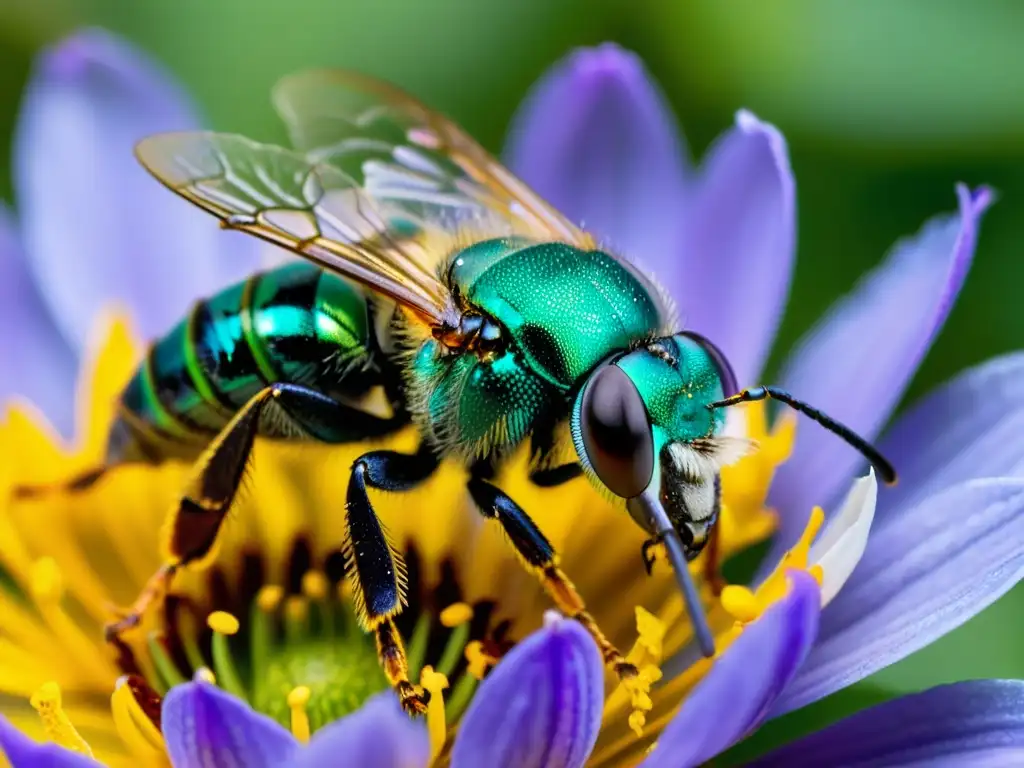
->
[344,445,439,715]
[466,474,638,681]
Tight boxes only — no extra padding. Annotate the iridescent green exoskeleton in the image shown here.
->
[74,70,895,714]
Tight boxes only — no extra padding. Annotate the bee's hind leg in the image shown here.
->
[103,383,398,641]
[468,472,639,682]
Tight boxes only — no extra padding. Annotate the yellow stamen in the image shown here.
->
[29,682,93,756]
[257,584,285,612]
[439,602,473,628]
[301,571,328,601]
[611,607,668,736]
[194,667,216,684]
[147,631,186,690]
[464,641,497,680]
[720,585,761,624]
[287,686,311,743]
[420,665,449,764]
[284,595,309,645]
[113,677,165,751]
[406,612,432,680]
[208,611,247,699]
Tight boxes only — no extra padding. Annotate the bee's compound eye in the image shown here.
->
[580,365,654,498]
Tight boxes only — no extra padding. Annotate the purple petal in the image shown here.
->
[754,680,1024,767]
[0,204,76,434]
[451,614,603,768]
[0,716,102,767]
[877,352,1024,521]
[641,570,820,768]
[13,27,258,352]
[504,43,689,262]
[292,693,428,768]
[769,184,992,557]
[673,110,796,386]
[161,682,299,767]
[772,478,1024,717]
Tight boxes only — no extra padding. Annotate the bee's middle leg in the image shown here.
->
[467,475,638,681]
[346,445,439,714]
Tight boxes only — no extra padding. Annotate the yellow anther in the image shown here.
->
[256,584,284,612]
[464,641,497,680]
[633,606,666,660]
[629,710,647,738]
[207,611,240,636]
[721,585,761,624]
[420,666,449,764]
[440,602,473,628]
[29,557,63,602]
[194,667,216,684]
[808,564,824,585]
[301,571,329,600]
[30,682,93,756]
[287,686,311,743]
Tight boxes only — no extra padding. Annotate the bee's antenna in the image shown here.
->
[708,386,898,485]
[629,489,716,658]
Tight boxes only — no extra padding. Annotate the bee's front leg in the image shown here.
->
[467,475,638,682]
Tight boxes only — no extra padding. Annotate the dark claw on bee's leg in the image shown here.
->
[641,534,666,576]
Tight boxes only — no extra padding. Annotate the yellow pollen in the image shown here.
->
[301,571,329,600]
[613,607,668,737]
[29,557,63,602]
[29,682,93,757]
[207,610,240,636]
[464,641,497,680]
[257,584,284,612]
[721,585,761,624]
[287,686,311,743]
[439,602,473,628]
[420,665,449,764]
[194,667,216,684]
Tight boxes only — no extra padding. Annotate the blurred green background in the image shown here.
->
[1,0,1021,756]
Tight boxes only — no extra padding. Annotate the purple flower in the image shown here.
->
[2,31,1023,768]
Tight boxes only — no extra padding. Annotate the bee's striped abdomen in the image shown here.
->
[112,262,385,462]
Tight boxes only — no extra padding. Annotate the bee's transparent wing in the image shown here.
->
[271,69,593,247]
[135,131,448,324]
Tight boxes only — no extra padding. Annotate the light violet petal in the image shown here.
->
[769,184,992,557]
[753,680,1024,767]
[0,716,102,767]
[773,478,1024,717]
[162,682,298,767]
[809,470,877,608]
[0,204,76,434]
[291,693,428,768]
[641,571,820,768]
[674,110,796,386]
[451,614,603,768]
[13,27,258,351]
[504,43,689,262]
[877,352,1024,522]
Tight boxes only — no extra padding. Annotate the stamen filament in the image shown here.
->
[445,672,478,723]
[287,686,311,744]
[29,682,93,756]
[302,571,335,638]
[284,596,309,646]
[208,611,247,699]
[420,666,449,764]
[250,585,283,675]
[405,612,432,680]
[178,610,208,673]
[436,603,473,678]
[147,631,186,690]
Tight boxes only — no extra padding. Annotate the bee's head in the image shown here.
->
[571,332,744,557]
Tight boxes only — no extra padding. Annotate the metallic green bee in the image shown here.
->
[89,71,894,714]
